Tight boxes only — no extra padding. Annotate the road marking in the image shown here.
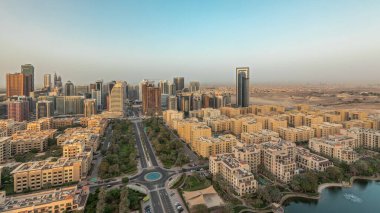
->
[134,121,152,167]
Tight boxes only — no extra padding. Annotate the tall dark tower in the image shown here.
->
[236,67,250,107]
[173,77,185,92]
[21,64,34,91]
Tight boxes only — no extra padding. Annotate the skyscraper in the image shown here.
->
[44,74,52,90]
[109,81,126,114]
[36,100,53,119]
[21,64,34,92]
[84,99,97,117]
[189,81,200,92]
[8,99,30,122]
[64,81,75,96]
[142,82,161,116]
[236,67,250,107]
[158,80,170,95]
[168,81,176,96]
[6,73,32,97]
[173,77,185,92]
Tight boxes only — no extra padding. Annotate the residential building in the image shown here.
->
[0,186,88,213]
[209,153,257,195]
[36,100,54,119]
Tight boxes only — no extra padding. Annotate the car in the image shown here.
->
[106,184,112,188]
[144,205,151,210]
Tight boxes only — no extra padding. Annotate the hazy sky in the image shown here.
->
[1,0,380,86]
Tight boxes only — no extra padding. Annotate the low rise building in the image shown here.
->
[344,128,380,150]
[240,130,280,145]
[295,147,333,172]
[278,126,314,143]
[11,157,85,193]
[209,153,257,195]
[193,134,238,158]
[309,136,358,163]
[312,122,343,138]
[0,186,88,212]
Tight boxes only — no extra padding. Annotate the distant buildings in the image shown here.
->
[64,81,75,96]
[142,81,161,116]
[6,73,33,97]
[7,99,30,122]
[109,81,126,114]
[189,81,200,92]
[21,64,35,92]
[43,74,52,90]
[173,77,185,92]
[36,100,54,119]
[56,96,84,115]
[84,99,97,117]
[236,67,250,107]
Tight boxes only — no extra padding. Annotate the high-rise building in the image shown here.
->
[36,100,53,119]
[7,99,30,122]
[84,99,97,117]
[64,81,75,96]
[158,80,170,95]
[167,96,177,110]
[21,64,35,91]
[43,74,52,90]
[74,85,89,96]
[189,81,200,92]
[109,81,126,114]
[6,73,32,97]
[139,79,149,101]
[142,82,161,116]
[236,67,250,107]
[56,96,84,115]
[173,77,185,92]
[168,81,176,96]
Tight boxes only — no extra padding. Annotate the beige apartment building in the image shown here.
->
[303,115,324,127]
[0,186,88,213]
[249,105,285,115]
[56,128,100,150]
[343,119,373,129]
[11,157,84,193]
[220,107,241,118]
[176,118,206,144]
[209,153,258,195]
[189,125,212,149]
[0,137,11,163]
[26,117,53,131]
[62,139,86,158]
[10,130,56,155]
[241,119,263,134]
[259,141,297,183]
[232,142,261,173]
[288,112,305,127]
[52,118,75,129]
[295,147,333,172]
[312,122,343,138]
[193,134,238,158]
[278,126,314,143]
[344,128,380,150]
[163,110,184,128]
[204,115,231,133]
[309,136,358,163]
[0,119,27,137]
[240,130,280,145]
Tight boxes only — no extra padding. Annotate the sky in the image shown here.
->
[0,0,380,86]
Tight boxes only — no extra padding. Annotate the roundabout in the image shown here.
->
[144,171,163,182]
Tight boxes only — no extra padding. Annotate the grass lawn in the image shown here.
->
[182,174,211,191]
